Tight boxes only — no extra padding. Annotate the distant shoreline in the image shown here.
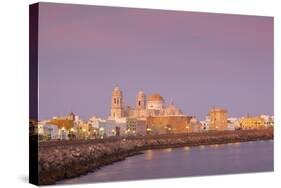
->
[38,128,273,185]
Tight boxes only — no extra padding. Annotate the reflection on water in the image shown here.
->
[199,145,205,149]
[163,148,172,152]
[58,140,273,185]
[145,150,153,161]
[210,144,220,148]
[183,146,190,151]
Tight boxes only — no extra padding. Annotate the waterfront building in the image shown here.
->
[47,112,75,131]
[105,118,127,136]
[88,116,107,138]
[239,116,265,129]
[74,120,90,139]
[260,114,274,127]
[88,116,107,129]
[227,117,240,131]
[126,118,147,136]
[209,108,228,131]
[146,116,193,134]
[200,116,211,131]
[57,127,69,140]
[189,117,202,133]
[36,121,58,139]
[43,124,59,140]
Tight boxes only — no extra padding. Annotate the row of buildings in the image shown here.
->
[31,87,274,141]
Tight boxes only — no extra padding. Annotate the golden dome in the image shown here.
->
[148,93,164,101]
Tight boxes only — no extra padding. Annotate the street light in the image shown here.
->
[185,125,190,133]
[146,128,152,134]
[112,129,116,136]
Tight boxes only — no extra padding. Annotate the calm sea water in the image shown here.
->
[58,140,273,185]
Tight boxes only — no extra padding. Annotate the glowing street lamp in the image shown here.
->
[185,125,190,133]
[112,129,116,136]
[146,128,152,134]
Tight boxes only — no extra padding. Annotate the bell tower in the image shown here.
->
[136,89,146,110]
[110,86,124,119]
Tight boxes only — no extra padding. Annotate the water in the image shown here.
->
[58,140,273,185]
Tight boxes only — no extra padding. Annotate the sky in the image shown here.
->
[38,3,273,120]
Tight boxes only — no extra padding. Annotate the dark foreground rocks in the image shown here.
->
[38,128,273,185]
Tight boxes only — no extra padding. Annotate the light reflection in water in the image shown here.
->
[184,146,190,151]
[163,148,172,152]
[145,149,153,161]
[199,145,205,149]
[210,144,220,148]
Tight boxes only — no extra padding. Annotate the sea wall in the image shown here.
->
[38,128,273,185]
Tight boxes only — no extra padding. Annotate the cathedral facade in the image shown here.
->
[106,86,199,135]
[109,86,185,120]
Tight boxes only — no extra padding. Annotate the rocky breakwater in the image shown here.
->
[38,128,273,185]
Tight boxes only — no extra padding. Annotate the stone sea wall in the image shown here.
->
[38,128,273,185]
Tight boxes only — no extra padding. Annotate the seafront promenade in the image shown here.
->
[38,128,273,185]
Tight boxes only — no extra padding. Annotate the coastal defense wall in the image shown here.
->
[38,128,273,185]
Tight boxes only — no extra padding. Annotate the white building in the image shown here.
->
[190,117,202,132]
[58,127,69,140]
[88,116,107,137]
[260,114,274,127]
[105,118,127,137]
[89,116,107,128]
[37,122,59,140]
[43,124,59,140]
[227,117,240,131]
[200,116,210,131]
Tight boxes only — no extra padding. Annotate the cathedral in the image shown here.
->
[109,86,185,120]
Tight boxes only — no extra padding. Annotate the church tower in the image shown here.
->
[136,90,146,110]
[110,86,124,119]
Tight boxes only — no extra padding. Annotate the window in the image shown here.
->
[114,98,116,104]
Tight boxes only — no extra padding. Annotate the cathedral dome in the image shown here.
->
[148,93,164,102]
[165,103,183,116]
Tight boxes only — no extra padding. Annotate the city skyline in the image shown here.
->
[38,3,273,120]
